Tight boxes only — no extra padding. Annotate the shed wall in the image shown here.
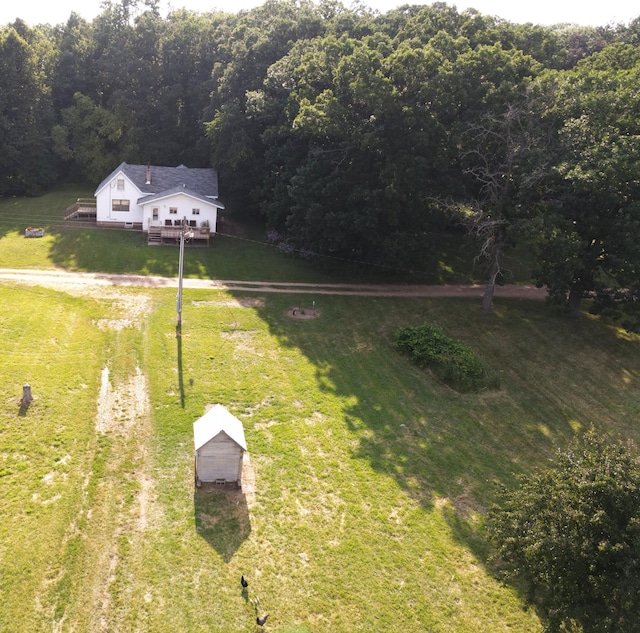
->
[196,432,243,482]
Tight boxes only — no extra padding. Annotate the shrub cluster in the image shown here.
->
[396,323,497,393]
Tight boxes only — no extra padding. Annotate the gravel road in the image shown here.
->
[0,267,547,299]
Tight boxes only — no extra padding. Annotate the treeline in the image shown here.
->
[2,0,640,323]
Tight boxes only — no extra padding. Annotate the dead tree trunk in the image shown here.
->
[477,222,506,313]
[482,253,501,313]
[458,106,534,314]
[567,287,582,318]
[567,265,594,319]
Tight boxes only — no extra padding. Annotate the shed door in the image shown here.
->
[196,433,242,482]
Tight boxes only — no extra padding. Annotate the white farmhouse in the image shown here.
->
[94,163,225,245]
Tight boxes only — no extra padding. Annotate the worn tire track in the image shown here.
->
[0,268,547,299]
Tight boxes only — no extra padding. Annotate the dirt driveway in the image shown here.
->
[0,267,547,299]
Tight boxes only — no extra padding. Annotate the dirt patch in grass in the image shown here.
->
[95,366,149,434]
[95,363,159,530]
[86,289,158,630]
[192,297,266,308]
[88,364,159,630]
[241,452,256,507]
[97,293,153,330]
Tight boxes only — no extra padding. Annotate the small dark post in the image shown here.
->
[21,384,33,405]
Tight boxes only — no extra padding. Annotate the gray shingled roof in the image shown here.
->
[95,162,220,198]
[137,186,225,208]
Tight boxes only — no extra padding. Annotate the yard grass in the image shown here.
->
[0,187,530,284]
[0,285,106,630]
[0,187,332,281]
[2,275,640,632]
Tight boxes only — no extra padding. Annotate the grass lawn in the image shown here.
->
[2,270,639,631]
[0,187,531,285]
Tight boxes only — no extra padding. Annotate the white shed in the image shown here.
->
[193,405,247,486]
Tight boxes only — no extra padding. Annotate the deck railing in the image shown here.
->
[64,198,97,220]
[156,226,210,240]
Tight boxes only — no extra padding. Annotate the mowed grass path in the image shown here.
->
[2,277,640,632]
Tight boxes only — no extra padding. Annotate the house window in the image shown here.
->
[152,208,159,220]
[117,178,125,191]
[169,207,178,215]
[112,199,130,212]
[192,208,200,215]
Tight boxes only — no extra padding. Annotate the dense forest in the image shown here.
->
[2,0,640,323]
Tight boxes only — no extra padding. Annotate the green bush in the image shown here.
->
[396,323,498,392]
[487,429,640,633]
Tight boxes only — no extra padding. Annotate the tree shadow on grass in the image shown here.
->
[235,293,640,573]
[193,483,251,562]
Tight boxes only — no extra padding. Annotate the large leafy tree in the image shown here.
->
[53,92,132,183]
[252,30,451,268]
[532,44,640,326]
[488,429,640,633]
[205,0,326,213]
[50,13,95,114]
[156,9,230,166]
[258,34,411,265]
[0,22,56,194]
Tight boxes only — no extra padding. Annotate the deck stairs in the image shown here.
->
[147,227,163,245]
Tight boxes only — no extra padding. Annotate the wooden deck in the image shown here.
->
[63,200,211,246]
[147,226,211,246]
[65,198,97,221]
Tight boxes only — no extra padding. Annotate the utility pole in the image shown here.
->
[176,216,192,329]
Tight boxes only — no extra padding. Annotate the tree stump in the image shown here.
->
[21,384,33,405]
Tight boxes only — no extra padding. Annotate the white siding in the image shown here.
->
[196,432,243,482]
[96,172,144,224]
[141,192,218,233]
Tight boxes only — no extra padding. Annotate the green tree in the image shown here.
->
[433,44,542,311]
[50,13,95,114]
[487,429,640,633]
[0,23,56,194]
[53,92,131,183]
[257,32,441,267]
[205,0,326,213]
[532,44,640,326]
[156,9,230,166]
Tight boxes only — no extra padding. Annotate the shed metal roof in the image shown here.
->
[193,404,247,451]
